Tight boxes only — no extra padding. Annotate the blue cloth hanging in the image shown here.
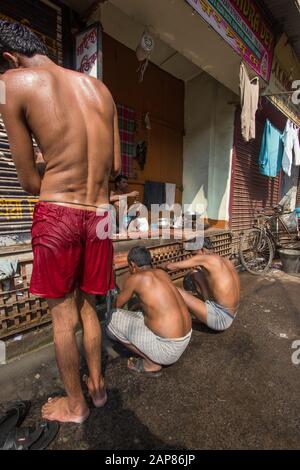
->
[259,120,283,178]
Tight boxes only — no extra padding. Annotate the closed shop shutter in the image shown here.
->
[0,0,64,246]
[230,99,285,236]
[0,119,37,242]
[0,0,63,65]
[297,176,300,208]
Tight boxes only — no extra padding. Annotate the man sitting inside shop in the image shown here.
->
[106,246,192,376]
[110,175,139,229]
[164,239,240,332]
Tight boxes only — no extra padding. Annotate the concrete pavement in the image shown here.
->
[0,270,300,450]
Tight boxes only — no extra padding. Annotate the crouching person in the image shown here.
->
[106,247,192,377]
[164,239,240,332]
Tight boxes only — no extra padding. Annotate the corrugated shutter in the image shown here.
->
[230,99,285,235]
[230,115,281,233]
[297,176,300,208]
[296,175,300,231]
[0,0,64,245]
[0,0,63,65]
[0,119,37,240]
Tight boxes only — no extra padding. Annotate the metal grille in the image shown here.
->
[116,234,233,277]
[0,258,50,339]
[151,243,192,281]
[150,234,232,279]
[209,231,232,258]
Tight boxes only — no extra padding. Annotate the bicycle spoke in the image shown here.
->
[239,229,273,275]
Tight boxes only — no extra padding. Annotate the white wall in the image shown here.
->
[183,72,235,224]
[280,165,300,211]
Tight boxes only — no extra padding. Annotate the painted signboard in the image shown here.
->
[0,199,37,221]
[263,34,300,127]
[186,0,274,82]
[75,23,103,80]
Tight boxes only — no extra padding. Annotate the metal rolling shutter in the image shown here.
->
[230,110,281,234]
[0,0,64,245]
[297,176,300,208]
[0,0,63,65]
[0,119,37,241]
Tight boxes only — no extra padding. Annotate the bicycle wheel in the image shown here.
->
[239,228,274,275]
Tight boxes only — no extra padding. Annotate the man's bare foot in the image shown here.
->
[42,397,90,424]
[83,375,108,408]
[128,357,162,373]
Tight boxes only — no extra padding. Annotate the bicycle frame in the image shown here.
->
[268,213,298,246]
[254,211,298,249]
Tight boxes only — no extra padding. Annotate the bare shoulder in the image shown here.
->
[200,254,226,271]
[97,79,113,100]
[84,74,114,102]
[0,70,35,113]
[153,268,171,281]
[1,68,42,85]
[222,257,235,268]
[0,69,46,101]
[135,270,157,287]
[125,272,140,286]
[124,272,146,294]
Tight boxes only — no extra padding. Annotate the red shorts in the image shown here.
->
[30,202,114,299]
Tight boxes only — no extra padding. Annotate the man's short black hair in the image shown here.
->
[115,175,128,185]
[203,238,214,251]
[0,20,48,67]
[128,246,152,267]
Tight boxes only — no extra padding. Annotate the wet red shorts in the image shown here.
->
[30,202,114,299]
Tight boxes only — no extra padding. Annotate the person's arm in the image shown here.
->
[110,191,139,203]
[116,275,138,309]
[112,103,121,178]
[0,78,41,195]
[128,191,139,199]
[110,191,118,203]
[165,254,215,272]
[35,148,46,178]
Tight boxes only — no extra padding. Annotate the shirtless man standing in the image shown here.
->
[0,21,121,423]
[107,246,192,376]
[164,239,240,331]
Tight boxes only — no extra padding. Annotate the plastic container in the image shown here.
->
[295,207,300,219]
[278,249,300,274]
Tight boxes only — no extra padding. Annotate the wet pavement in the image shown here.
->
[0,270,300,450]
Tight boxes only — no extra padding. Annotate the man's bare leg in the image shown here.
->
[177,288,208,325]
[79,292,107,408]
[42,294,90,424]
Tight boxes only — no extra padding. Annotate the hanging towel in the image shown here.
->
[240,63,259,142]
[165,183,176,207]
[282,119,300,177]
[144,181,166,209]
[259,120,283,178]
